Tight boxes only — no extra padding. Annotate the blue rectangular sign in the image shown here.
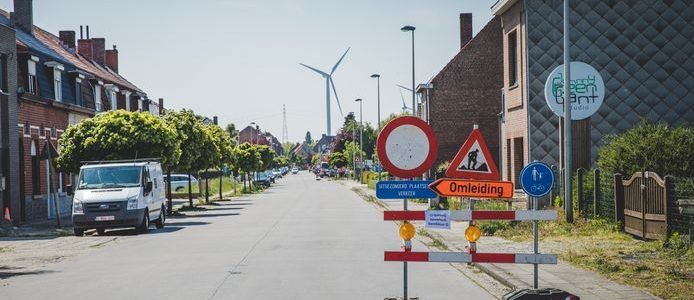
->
[376,180,436,199]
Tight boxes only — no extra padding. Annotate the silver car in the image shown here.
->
[164,174,199,192]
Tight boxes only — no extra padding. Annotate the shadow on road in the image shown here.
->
[0,266,58,279]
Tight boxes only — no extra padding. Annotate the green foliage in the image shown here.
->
[311,153,320,165]
[225,123,238,146]
[435,161,450,179]
[305,131,313,146]
[328,151,348,168]
[341,140,365,168]
[163,109,209,173]
[478,221,512,235]
[273,155,289,168]
[205,124,235,168]
[255,145,275,170]
[235,143,261,174]
[56,110,180,173]
[597,121,694,177]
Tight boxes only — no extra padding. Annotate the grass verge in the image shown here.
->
[479,210,693,300]
[417,227,449,251]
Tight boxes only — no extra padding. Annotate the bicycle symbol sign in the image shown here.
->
[520,162,554,198]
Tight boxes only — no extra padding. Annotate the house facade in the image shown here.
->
[420,14,504,174]
[493,0,694,186]
[1,0,162,223]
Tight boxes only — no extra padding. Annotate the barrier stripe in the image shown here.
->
[384,210,557,221]
[384,251,557,264]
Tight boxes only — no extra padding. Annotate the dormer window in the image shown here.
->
[27,56,38,94]
[75,74,84,106]
[104,84,119,111]
[44,61,64,101]
[94,80,103,112]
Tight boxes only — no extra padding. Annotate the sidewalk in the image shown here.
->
[345,180,658,300]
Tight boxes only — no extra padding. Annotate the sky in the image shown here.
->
[0,0,494,143]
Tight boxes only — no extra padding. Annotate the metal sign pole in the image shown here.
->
[533,196,539,289]
[403,177,409,300]
[563,0,573,223]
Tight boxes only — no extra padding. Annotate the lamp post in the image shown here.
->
[350,112,356,180]
[401,25,416,116]
[370,74,381,180]
[355,98,363,180]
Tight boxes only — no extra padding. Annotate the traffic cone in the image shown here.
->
[4,207,10,222]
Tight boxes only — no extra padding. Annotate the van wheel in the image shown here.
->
[74,228,84,237]
[175,187,184,192]
[137,210,149,234]
[155,207,165,229]
[97,228,106,235]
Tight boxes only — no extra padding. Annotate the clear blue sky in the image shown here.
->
[1,0,494,143]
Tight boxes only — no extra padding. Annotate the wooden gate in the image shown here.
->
[614,171,670,240]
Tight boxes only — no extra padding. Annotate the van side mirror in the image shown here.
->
[145,181,153,194]
[66,184,73,196]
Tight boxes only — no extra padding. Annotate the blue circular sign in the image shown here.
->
[520,162,554,197]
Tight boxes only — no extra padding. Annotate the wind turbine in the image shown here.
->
[300,48,350,136]
[397,84,415,114]
[398,88,412,113]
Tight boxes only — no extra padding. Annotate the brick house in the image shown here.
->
[492,0,694,187]
[0,0,161,223]
[238,125,283,155]
[420,14,503,175]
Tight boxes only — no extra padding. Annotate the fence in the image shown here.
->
[549,167,615,220]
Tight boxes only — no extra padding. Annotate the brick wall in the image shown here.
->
[499,1,528,186]
[429,16,503,170]
[0,24,20,223]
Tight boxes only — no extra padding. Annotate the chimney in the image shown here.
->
[213,116,218,125]
[77,25,93,60]
[459,13,473,49]
[13,0,33,34]
[105,45,119,73]
[92,37,106,66]
[59,31,76,51]
[158,98,164,113]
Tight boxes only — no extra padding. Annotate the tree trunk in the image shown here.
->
[219,167,223,200]
[187,172,193,207]
[205,168,209,203]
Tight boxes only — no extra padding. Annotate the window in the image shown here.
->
[508,30,518,86]
[75,79,82,106]
[28,57,38,94]
[94,84,102,112]
[23,121,30,135]
[109,90,117,110]
[39,124,45,137]
[513,137,523,188]
[51,128,57,138]
[53,68,62,101]
[31,141,40,195]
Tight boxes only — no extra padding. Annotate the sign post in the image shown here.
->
[520,161,554,289]
[377,116,437,300]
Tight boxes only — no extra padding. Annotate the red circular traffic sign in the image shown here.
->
[377,116,437,178]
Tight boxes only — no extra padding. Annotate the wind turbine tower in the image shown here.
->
[300,48,350,136]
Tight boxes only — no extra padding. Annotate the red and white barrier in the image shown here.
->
[384,251,557,264]
[383,210,557,221]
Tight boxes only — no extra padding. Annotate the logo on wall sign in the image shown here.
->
[544,61,605,120]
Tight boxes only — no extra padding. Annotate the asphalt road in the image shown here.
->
[0,172,493,300]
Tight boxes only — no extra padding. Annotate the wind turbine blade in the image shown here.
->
[330,77,344,116]
[397,84,413,92]
[399,89,407,107]
[330,47,350,75]
[299,63,329,77]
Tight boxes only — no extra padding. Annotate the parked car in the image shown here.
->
[70,159,166,236]
[291,167,299,174]
[164,174,199,192]
[272,169,282,179]
[254,172,272,187]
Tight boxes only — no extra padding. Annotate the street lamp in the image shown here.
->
[355,98,363,180]
[350,112,356,180]
[401,25,416,116]
[370,74,381,181]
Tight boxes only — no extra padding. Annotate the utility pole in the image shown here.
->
[282,104,289,145]
[563,0,573,223]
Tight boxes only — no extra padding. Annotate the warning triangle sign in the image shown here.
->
[446,128,500,180]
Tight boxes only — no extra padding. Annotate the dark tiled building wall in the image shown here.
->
[0,24,20,223]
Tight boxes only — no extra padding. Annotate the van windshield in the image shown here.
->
[78,166,142,189]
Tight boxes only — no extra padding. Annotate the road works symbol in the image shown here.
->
[446,128,500,180]
[428,178,514,199]
[377,116,437,178]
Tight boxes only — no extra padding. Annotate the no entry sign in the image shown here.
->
[377,116,437,178]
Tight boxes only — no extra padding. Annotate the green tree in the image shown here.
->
[56,110,180,173]
[305,131,313,146]
[255,144,276,171]
[311,153,320,166]
[597,121,694,177]
[236,143,262,191]
[342,140,366,169]
[164,109,210,206]
[225,123,238,146]
[328,151,348,169]
[273,155,289,168]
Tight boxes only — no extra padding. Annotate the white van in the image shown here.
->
[70,159,166,236]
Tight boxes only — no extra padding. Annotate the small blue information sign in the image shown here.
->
[520,162,554,197]
[376,180,436,199]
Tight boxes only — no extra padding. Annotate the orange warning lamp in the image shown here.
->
[465,222,481,243]
[399,221,416,241]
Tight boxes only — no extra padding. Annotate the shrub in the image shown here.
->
[597,121,694,177]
